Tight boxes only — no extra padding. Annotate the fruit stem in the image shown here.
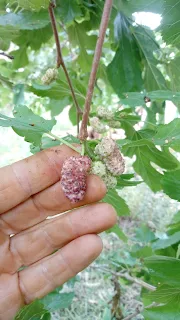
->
[46,132,81,154]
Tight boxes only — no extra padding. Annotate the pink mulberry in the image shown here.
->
[61,156,91,203]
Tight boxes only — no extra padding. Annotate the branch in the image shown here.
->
[48,2,82,134]
[122,307,142,320]
[123,303,158,320]
[91,266,156,292]
[79,0,113,141]
[0,52,14,60]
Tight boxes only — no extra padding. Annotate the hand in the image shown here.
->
[0,145,116,320]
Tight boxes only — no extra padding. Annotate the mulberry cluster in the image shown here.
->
[61,156,91,203]
[41,68,58,85]
[95,137,125,176]
[97,106,114,120]
[91,161,117,190]
[89,117,107,134]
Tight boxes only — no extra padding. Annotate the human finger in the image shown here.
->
[0,175,106,235]
[0,203,116,273]
[0,145,77,214]
[0,235,103,320]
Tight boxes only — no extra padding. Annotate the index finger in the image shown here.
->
[0,144,78,214]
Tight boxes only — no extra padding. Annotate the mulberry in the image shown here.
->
[61,156,91,203]
[103,173,117,190]
[97,106,114,120]
[90,161,107,177]
[41,68,58,85]
[109,121,121,128]
[105,147,125,176]
[90,160,117,190]
[95,137,116,158]
[89,117,107,133]
[95,137,125,176]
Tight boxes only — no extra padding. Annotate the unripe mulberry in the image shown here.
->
[90,161,107,177]
[61,156,91,203]
[103,173,117,190]
[105,147,125,176]
[89,117,107,133]
[41,68,58,85]
[109,120,121,128]
[97,106,114,120]
[95,137,125,176]
[95,137,116,158]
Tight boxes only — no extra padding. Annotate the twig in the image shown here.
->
[122,303,158,320]
[79,0,113,141]
[111,276,123,319]
[122,307,142,320]
[48,1,82,134]
[91,266,156,292]
[0,52,14,60]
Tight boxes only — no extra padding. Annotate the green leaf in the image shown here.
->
[30,135,79,154]
[0,105,56,146]
[107,13,143,96]
[41,292,74,312]
[13,84,25,106]
[107,224,128,242]
[103,189,130,216]
[69,105,77,125]
[123,139,179,192]
[49,98,69,117]
[153,231,180,250]
[102,308,112,320]
[159,0,180,48]
[143,303,180,320]
[116,175,142,188]
[16,0,50,11]
[153,119,180,150]
[120,91,180,108]
[29,70,86,107]
[0,12,50,30]
[145,284,180,306]
[135,225,156,244]
[57,0,82,25]
[131,245,153,258]
[115,0,163,16]
[144,256,180,287]
[11,46,29,69]
[15,300,47,319]
[132,26,167,91]
[161,170,180,201]
[67,23,95,72]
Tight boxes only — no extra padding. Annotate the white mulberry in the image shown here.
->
[89,117,107,133]
[95,137,125,176]
[97,106,114,120]
[90,161,107,177]
[105,147,125,176]
[103,173,117,190]
[95,137,116,158]
[61,156,91,203]
[109,121,121,128]
[41,68,58,85]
